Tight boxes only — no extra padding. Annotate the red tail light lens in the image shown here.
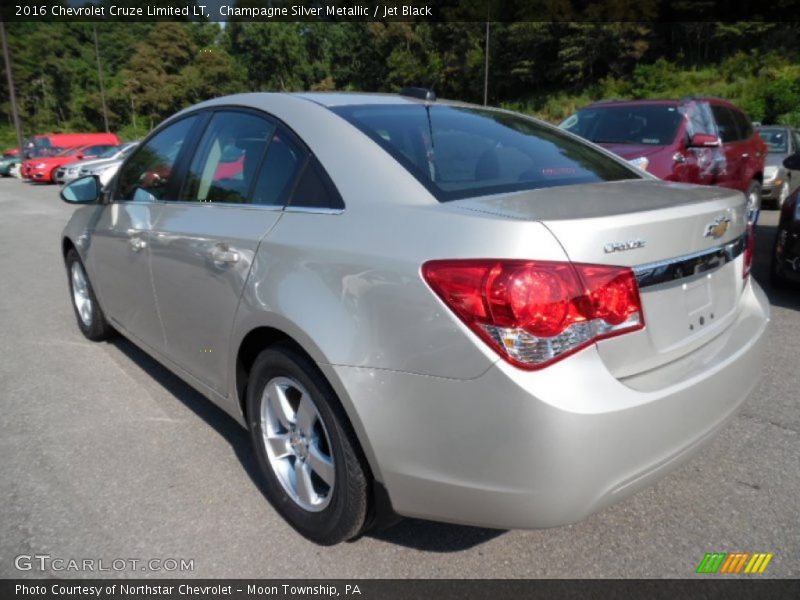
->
[422,260,645,369]
[743,224,755,279]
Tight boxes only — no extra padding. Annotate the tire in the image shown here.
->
[65,248,115,341]
[746,180,762,224]
[246,344,370,545]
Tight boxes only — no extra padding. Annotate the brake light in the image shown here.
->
[422,260,644,369]
[743,224,755,279]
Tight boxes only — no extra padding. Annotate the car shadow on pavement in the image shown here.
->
[753,219,800,312]
[109,336,506,552]
[366,518,504,552]
[109,338,277,507]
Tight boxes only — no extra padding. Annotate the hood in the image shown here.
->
[69,157,117,170]
[765,153,789,168]
[596,143,670,160]
[84,158,123,172]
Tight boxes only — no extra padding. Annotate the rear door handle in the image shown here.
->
[741,153,750,158]
[210,244,240,264]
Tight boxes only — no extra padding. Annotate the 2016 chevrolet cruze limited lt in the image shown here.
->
[60,92,769,545]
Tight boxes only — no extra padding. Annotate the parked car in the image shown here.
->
[560,98,767,222]
[2,147,20,157]
[23,132,120,159]
[770,151,800,287]
[55,142,139,185]
[757,125,800,209]
[23,144,118,183]
[0,154,21,177]
[60,92,769,545]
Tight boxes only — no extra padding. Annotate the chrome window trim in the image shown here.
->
[283,206,344,215]
[634,234,746,288]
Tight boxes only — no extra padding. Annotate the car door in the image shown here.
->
[729,108,761,187]
[709,104,745,191]
[89,115,199,352]
[148,109,307,394]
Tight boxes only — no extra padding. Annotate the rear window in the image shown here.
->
[333,104,638,202]
[561,104,683,146]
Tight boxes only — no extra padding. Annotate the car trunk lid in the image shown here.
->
[453,179,749,377]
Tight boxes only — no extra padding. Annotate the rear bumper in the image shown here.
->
[331,279,769,529]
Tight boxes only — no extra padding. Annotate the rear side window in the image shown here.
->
[711,106,739,143]
[180,111,274,204]
[333,104,638,202]
[116,116,197,201]
[251,130,306,206]
[289,157,344,210]
[731,110,753,140]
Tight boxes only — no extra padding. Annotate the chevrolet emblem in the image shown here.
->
[704,216,731,239]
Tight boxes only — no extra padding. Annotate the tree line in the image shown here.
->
[2,19,800,146]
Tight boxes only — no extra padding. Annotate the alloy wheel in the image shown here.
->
[260,376,335,512]
[70,261,93,327]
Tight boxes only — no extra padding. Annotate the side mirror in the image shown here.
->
[687,133,721,148]
[60,175,101,205]
[76,153,85,160]
[784,152,800,171]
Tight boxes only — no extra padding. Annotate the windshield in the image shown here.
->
[55,147,79,157]
[560,104,683,146]
[97,145,121,159]
[333,104,638,202]
[758,129,788,153]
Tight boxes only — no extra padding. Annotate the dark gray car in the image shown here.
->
[758,125,800,208]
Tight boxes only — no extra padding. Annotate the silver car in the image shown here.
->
[59,92,769,545]
[757,126,800,209]
[69,142,139,185]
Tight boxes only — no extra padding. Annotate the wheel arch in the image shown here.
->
[233,324,385,482]
[62,236,76,259]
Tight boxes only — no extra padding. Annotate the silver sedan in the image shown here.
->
[59,92,769,545]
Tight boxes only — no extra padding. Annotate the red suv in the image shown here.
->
[561,98,766,219]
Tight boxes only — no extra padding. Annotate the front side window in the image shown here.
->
[181,111,274,204]
[335,104,638,201]
[115,116,197,201]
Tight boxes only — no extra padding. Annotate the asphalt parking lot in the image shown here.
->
[0,178,798,579]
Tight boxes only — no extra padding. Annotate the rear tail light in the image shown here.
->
[422,260,645,369]
[743,224,755,279]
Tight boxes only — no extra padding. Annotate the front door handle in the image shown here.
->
[128,236,147,252]
[741,152,750,159]
[210,244,240,264]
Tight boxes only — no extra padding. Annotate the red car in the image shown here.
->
[561,97,767,217]
[22,144,117,183]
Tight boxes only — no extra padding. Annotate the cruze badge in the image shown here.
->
[604,239,646,254]
[704,216,731,239]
